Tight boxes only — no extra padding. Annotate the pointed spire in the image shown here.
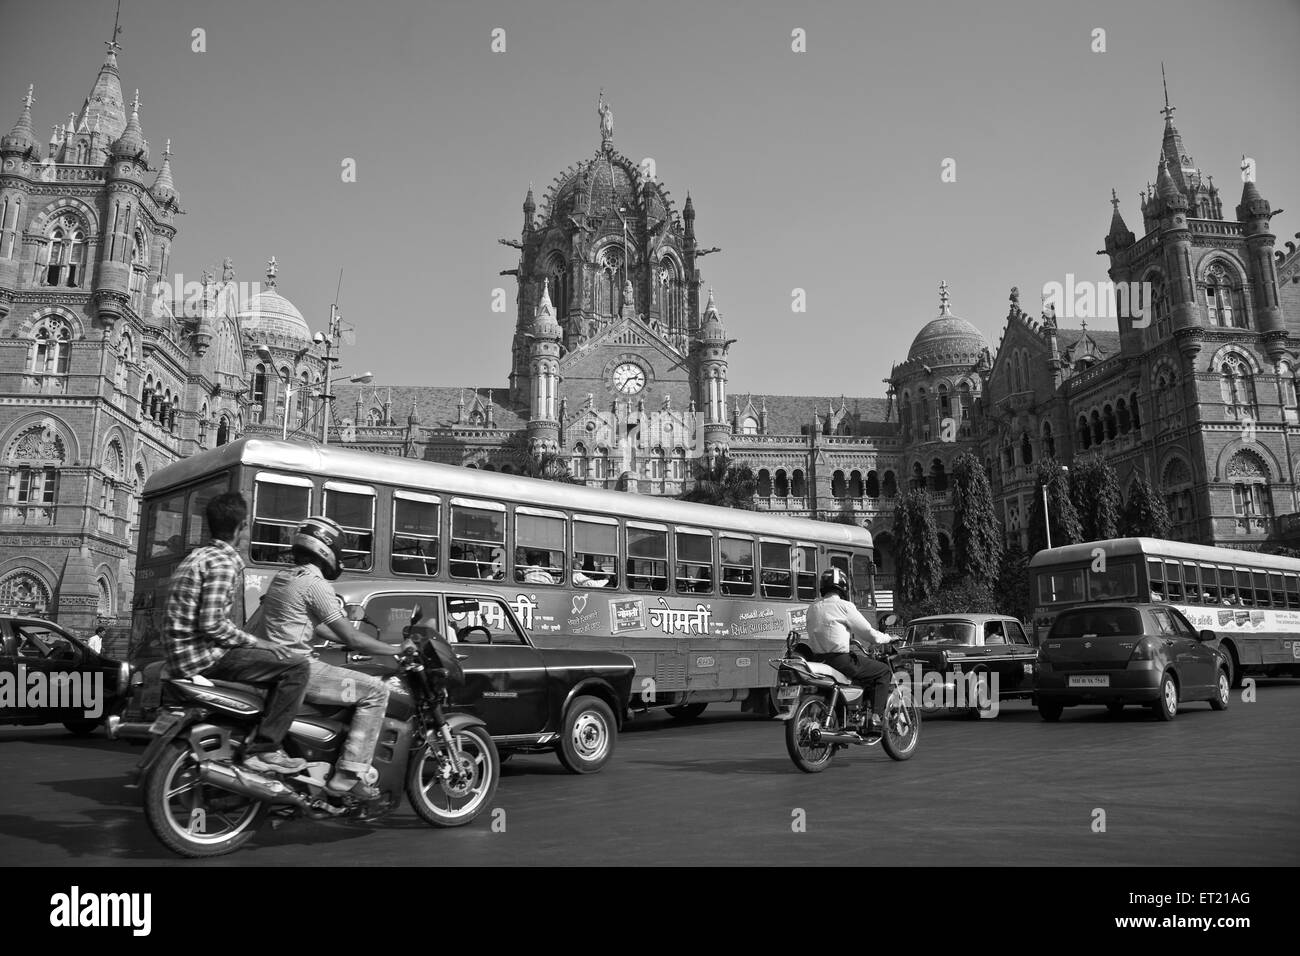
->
[704,287,716,316]
[151,138,176,202]
[1156,156,1179,200]
[110,88,148,162]
[1108,188,1130,234]
[79,26,127,142]
[523,181,535,212]
[938,280,952,315]
[1160,62,1175,124]
[266,256,278,289]
[1,84,39,156]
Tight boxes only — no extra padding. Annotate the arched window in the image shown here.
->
[1116,399,1131,433]
[596,248,623,318]
[252,364,268,421]
[773,469,789,498]
[1219,355,1256,417]
[792,469,807,498]
[651,446,666,487]
[30,317,72,376]
[129,231,149,314]
[127,462,146,533]
[671,447,686,482]
[848,470,864,499]
[546,254,570,323]
[865,469,879,498]
[43,224,86,287]
[1103,404,1117,441]
[216,417,230,446]
[572,442,588,480]
[1162,457,1194,537]
[0,571,52,615]
[297,370,311,427]
[1148,274,1170,338]
[96,576,114,620]
[657,257,683,333]
[1013,352,1023,392]
[1130,391,1142,433]
[368,406,384,426]
[1091,410,1104,446]
[1041,421,1055,458]
[592,446,609,481]
[1226,451,1271,531]
[882,470,898,498]
[918,388,931,439]
[832,469,846,499]
[740,416,758,435]
[4,425,65,526]
[757,469,772,498]
[911,462,926,491]
[1204,262,1244,328]
[1003,436,1015,470]
[900,393,913,441]
[958,382,973,436]
[115,333,133,391]
[1280,361,1298,415]
[1021,431,1034,465]
[938,383,951,418]
[1078,415,1092,450]
[930,459,947,492]
[937,532,953,568]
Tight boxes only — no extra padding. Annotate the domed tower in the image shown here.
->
[238,257,321,429]
[92,87,149,331]
[526,277,562,454]
[697,289,732,455]
[0,85,41,306]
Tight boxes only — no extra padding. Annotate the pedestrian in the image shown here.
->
[162,492,311,775]
[87,626,105,655]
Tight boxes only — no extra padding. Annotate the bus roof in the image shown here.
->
[1027,537,1300,571]
[145,438,874,549]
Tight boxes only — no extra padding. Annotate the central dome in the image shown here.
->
[239,288,311,343]
[907,306,988,366]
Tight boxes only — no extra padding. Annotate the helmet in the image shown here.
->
[819,567,849,600]
[292,515,345,581]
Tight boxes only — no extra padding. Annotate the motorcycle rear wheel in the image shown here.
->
[785,694,836,773]
[881,689,920,762]
[143,740,268,858]
[406,725,499,827]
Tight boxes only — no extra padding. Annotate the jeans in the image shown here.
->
[307,661,390,775]
[822,651,893,717]
[201,647,311,755]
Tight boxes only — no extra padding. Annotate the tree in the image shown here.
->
[1069,453,1122,542]
[1026,457,1082,555]
[1120,472,1171,538]
[901,573,998,622]
[994,543,1033,625]
[678,453,757,510]
[893,488,942,608]
[950,453,1002,581]
[503,433,579,483]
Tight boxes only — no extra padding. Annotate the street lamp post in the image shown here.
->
[1042,465,1069,550]
[257,344,307,440]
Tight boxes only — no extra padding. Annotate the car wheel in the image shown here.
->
[1105,703,1125,717]
[557,696,616,774]
[1209,667,1230,712]
[1218,644,1241,689]
[63,719,101,737]
[1154,672,1178,721]
[1038,700,1063,722]
[665,703,707,720]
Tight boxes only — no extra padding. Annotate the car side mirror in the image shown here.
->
[1198,629,1216,643]
[879,613,899,628]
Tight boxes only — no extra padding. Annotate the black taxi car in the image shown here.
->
[316,583,635,773]
[891,613,1037,715]
[1,615,132,735]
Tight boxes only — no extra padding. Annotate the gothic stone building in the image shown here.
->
[0,38,329,639]
[334,94,1300,589]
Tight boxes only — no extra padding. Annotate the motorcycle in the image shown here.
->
[121,605,499,858]
[770,623,920,772]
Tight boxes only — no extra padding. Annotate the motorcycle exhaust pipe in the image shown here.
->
[107,718,154,741]
[197,761,312,808]
[813,729,870,746]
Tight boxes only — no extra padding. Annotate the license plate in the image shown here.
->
[776,686,801,700]
[1069,675,1110,688]
[148,712,182,735]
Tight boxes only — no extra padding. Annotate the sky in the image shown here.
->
[3,0,1298,400]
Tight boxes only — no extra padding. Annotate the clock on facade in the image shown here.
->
[612,362,646,394]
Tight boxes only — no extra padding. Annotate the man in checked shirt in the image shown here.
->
[163,492,311,774]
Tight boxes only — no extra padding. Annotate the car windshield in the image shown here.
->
[908,621,976,644]
[1049,608,1143,638]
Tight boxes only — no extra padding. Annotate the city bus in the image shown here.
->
[1028,537,1300,685]
[129,438,879,716]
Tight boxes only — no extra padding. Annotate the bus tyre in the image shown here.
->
[557,696,616,774]
[1153,672,1178,721]
[63,719,101,737]
[1038,700,1063,722]
[1209,667,1230,711]
[665,703,708,720]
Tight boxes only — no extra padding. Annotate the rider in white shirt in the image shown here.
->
[804,567,896,739]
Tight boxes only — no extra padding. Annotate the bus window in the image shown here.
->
[1287,573,1300,609]
[1181,564,1200,604]
[1038,570,1085,604]
[1219,566,1238,605]
[760,541,792,599]
[1253,571,1271,608]
[852,552,874,610]
[324,482,375,571]
[184,476,231,551]
[1235,569,1254,607]
[1164,562,1183,603]
[719,536,755,596]
[675,530,714,594]
[147,491,186,559]
[1087,561,1136,600]
[392,491,439,577]
[514,509,565,586]
[573,517,617,589]
[794,545,817,601]
[450,502,505,580]
[1270,572,1286,609]
[1199,564,1219,604]
[829,552,852,602]
[1147,560,1165,601]
[251,474,312,564]
[627,523,668,592]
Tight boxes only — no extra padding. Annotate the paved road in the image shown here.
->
[2,682,1298,866]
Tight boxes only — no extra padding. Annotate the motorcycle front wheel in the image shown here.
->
[785,693,837,773]
[142,740,268,858]
[406,725,499,827]
[881,687,921,762]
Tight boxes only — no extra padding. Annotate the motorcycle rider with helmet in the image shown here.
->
[254,516,397,798]
[803,567,897,741]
